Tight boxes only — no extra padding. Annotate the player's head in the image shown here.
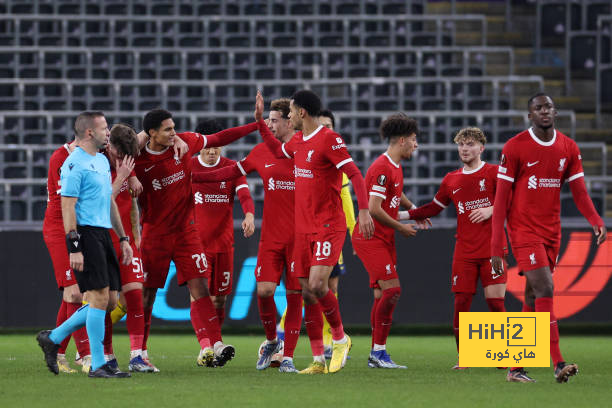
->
[289,90,321,131]
[74,111,109,150]
[196,119,224,164]
[527,93,556,130]
[269,98,292,140]
[107,123,139,165]
[454,127,486,165]
[143,109,176,147]
[380,113,419,159]
[318,109,335,131]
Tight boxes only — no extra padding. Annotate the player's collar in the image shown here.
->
[302,125,324,141]
[145,144,170,155]
[462,161,486,174]
[383,152,400,168]
[63,143,71,154]
[198,155,220,167]
[528,127,556,146]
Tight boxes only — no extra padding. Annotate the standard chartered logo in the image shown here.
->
[458,201,465,214]
[152,179,162,191]
[194,191,203,204]
[389,196,400,209]
[528,175,538,189]
[268,177,275,190]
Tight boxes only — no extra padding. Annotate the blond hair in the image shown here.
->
[453,127,486,145]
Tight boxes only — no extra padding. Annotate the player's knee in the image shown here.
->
[257,287,275,298]
[384,287,402,304]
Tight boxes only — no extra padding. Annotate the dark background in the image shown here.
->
[1,228,610,328]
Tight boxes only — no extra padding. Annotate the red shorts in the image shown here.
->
[513,243,560,274]
[141,226,207,288]
[205,249,234,296]
[294,230,346,279]
[112,239,145,286]
[43,225,77,290]
[451,257,508,294]
[352,235,398,289]
[255,240,301,291]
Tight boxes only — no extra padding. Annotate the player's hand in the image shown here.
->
[128,175,143,197]
[491,256,504,278]
[116,156,135,182]
[242,213,255,238]
[414,218,432,230]
[120,241,133,266]
[593,225,607,245]
[469,206,493,224]
[398,222,417,238]
[70,252,84,272]
[255,90,264,122]
[173,135,188,159]
[358,209,375,239]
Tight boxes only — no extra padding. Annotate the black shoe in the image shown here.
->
[506,368,536,383]
[214,344,235,367]
[88,362,131,378]
[554,362,578,383]
[36,330,59,375]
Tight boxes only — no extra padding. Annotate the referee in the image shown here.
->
[37,112,134,378]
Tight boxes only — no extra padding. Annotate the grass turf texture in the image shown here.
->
[1,334,610,408]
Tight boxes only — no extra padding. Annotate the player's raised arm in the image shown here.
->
[192,161,252,183]
[256,92,293,159]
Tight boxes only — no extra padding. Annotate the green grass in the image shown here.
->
[1,334,610,407]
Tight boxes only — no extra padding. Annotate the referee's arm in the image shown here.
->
[61,196,83,272]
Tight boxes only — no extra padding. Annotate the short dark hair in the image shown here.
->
[195,119,223,135]
[527,92,552,110]
[291,90,321,117]
[74,111,105,139]
[380,113,418,142]
[319,109,335,129]
[142,109,172,136]
[110,123,139,157]
[270,98,291,119]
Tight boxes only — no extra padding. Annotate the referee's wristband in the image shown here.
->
[66,230,82,253]
[119,236,130,244]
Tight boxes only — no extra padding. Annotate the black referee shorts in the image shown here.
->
[74,225,121,293]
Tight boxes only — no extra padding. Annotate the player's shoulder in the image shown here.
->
[555,130,578,149]
[50,143,71,161]
[483,162,498,173]
[219,156,236,167]
[503,129,531,148]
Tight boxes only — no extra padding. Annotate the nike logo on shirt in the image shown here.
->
[527,161,539,167]
[144,165,155,172]
[394,183,400,187]
[453,188,461,194]
[265,164,275,168]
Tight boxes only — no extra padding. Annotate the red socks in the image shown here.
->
[190,302,211,349]
[142,306,153,351]
[103,312,113,355]
[56,301,70,354]
[283,293,303,359]
[317,289,344,341]
[453,293,473,351]
[370,297,381,348]
[373,287,401,346]
[67,302,90,357]
[124,289,145,352]
[485,297,506,313]
[304,302,324,356]
[257,296,278,341]
[535,297,563,366]
[191,296,222,345]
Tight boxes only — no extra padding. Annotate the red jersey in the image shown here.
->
[109,168,135,243]
[191,155,249,252]
[354,153,404,245]
[497,128,584,247]
[134,132,205,235]
[433,162,498,259]
[239,143,295,244]
[282,126,352,234]
[43,144,71,230]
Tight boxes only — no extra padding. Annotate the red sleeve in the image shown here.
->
[322,131,353,169]
[564,139,585,182]
[257,119,291,158]
[342,161,368,210]
[192,164,245,183]
[408,201,445,220]
[235,177,255,215]
[48,154,62,196]
[204,122,258,148]
[176,132,205,156]
[569,177,604,227]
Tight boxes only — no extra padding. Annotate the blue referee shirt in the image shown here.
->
[60,147,112,228]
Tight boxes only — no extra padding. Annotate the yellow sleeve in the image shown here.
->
[341,173,356,235]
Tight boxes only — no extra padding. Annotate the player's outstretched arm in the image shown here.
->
[400,193,432,229]
[192,162,252,183]
[205,122,258,148]
[569,177,607,245]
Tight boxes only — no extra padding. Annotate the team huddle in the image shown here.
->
[36,90,606,383]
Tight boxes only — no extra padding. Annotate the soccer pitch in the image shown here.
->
[1,334,610,407]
